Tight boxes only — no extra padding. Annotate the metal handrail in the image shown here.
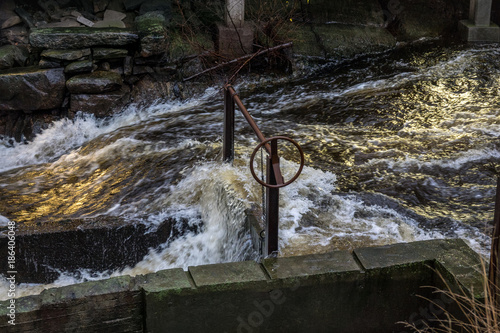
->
[222,84,304,257]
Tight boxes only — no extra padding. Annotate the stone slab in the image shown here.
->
[64,59,95,74]
[355,239,484,295]
[459,19,500,42]
[138,268,193,294]
[93,47,128,59]
[37,276,143,333]
[189,261,268,289]
[41,48,91,61]
[263,251,361,280]
[29,27,139,49]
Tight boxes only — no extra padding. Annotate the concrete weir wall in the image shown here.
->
[0,239,483,332]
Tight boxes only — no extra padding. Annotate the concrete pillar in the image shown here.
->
[469,0,493,26]
[217,0,253,57]
[226,0,245,28]
[459,0,499,42]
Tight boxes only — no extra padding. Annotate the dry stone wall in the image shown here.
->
[0,0,184,143]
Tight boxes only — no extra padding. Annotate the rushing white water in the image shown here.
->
[1,42,498,300]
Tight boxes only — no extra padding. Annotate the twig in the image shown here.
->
[182,42,293,82]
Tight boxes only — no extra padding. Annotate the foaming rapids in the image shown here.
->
[1,42,499,300]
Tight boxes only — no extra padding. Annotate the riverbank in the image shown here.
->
[0,0,477,142]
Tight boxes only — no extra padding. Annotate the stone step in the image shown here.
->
[30,27,139,49]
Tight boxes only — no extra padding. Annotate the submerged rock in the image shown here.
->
[66,70,123,93]
[0,67,65,111]
[30,27,139,49]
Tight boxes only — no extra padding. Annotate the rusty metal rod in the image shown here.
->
[226,85,272,155]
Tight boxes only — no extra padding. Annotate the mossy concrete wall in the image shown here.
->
[0,238,483,333]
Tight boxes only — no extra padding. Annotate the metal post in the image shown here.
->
[265,138,280,256]
[488,177,500,304]
[223,87,235,163]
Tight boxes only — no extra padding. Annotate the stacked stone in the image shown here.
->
[0,0,174,142]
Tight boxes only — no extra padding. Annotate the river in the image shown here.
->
[0,40,498,298]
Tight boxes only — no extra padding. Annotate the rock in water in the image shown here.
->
[0,67,65,111]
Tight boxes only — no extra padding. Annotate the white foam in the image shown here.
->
[0,89,218,173]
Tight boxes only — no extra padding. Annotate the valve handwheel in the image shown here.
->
[249,136,305,189]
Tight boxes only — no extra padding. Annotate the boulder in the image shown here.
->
[0,67,66,111]
[64,60,95,74]
[70,85,130,117]
[66,70,123,93]
[30,27,139,49]
[135,12,168,57]
[0,45,28,69]
[41,48,91,61]
[93,47,128,59]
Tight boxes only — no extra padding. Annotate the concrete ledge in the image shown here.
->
[0,239,485,332]
[354,238,484,296]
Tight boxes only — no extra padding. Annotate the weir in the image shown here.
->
[0,239,485,332]
[1,2,500,330]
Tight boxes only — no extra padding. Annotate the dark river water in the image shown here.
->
[0,40,499,297]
